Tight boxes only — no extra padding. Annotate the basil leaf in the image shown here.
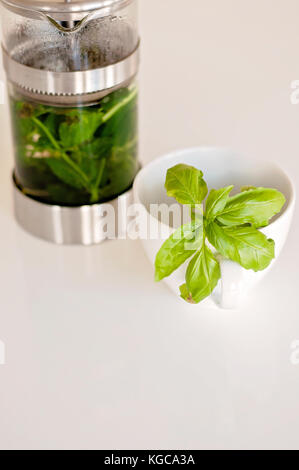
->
[165,164,208,205]
[180,244,221,304]
[206,222,275,272]
[155,221,203,282]
[59,109,103,148]
[77,157,105,185]
[100,144,139,197]
[77,138,112,161]
[101,89,138,147]
[241,185,256,192]
[179,284,197,304]
[47,184,88,206]
[205,186,234,220]
[11,85,138,206]
[101,87,137,124]
[46,158,86,190]
[216,188,286,227]
[153,163,287,305]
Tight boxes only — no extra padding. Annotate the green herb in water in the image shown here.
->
[155,164,286,304]
[11,85,138,206]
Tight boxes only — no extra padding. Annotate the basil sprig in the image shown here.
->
[155,164,286,304]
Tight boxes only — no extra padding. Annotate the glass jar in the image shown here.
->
[1,0,139,206]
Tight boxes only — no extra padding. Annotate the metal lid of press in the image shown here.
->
[0,0,132,20]
[1,0,139,97]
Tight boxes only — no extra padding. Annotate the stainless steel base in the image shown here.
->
[13,179,134,245]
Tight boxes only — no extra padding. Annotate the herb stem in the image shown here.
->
[90,158,106,203]
[60,152,90,186]
[32,116,90,187]
[95,158,106,188]
[32,117,60,151]
[102,87,138,124]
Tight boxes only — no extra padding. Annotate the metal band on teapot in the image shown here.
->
[2,41,140,96]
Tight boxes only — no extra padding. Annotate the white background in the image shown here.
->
[0,0,299,450]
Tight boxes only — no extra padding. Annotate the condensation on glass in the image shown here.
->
[0,0,139,206]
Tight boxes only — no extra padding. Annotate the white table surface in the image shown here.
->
[0,0,299,450]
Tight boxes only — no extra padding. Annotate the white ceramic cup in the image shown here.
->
[133,147,296,309]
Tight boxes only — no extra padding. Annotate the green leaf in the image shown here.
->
[205,186,234,220]
[59,109,103,148]
[181,244,221,304]
[99,142,138,199]
[17,116,35,139]
[100,93,138,147]
[165,164,208,205]
[179,284,197,304]
[205,222,275,272]
[10,85,138,207]
[15,100,47,119]
[46,158,86,190]
[43,113,61,139]
[78,137,113,160]
[155,221,203,282]
[241,185,256,192]
[101,86,138,125]
[79,158,107,187]
[46,184,89,206]
[216,187,286,228]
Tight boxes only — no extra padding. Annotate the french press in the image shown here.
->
[0,0,139,244]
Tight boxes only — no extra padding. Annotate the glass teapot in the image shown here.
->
[0,0,139,243]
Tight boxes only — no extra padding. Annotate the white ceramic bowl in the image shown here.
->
[133,147,296,309]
